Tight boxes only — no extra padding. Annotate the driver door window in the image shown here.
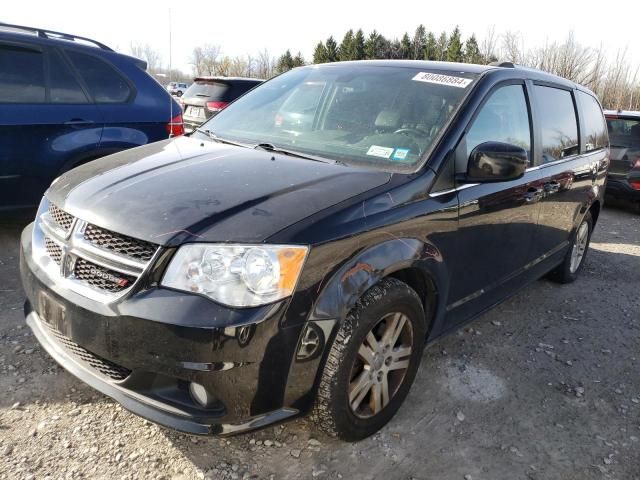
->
[457,84,532,173]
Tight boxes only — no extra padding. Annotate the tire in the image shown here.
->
[311,277,427,441]
[548,211,593,284]
[177,91,183,97]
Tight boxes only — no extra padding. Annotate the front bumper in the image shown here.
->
[19,223,311,436]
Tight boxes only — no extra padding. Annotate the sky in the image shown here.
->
[5,0,638,74]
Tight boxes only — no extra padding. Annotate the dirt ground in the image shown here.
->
[1,201,638,480]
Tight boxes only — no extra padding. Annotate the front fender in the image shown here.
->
[309,237,449,336]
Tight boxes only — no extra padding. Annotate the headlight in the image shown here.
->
[161,244,308,307]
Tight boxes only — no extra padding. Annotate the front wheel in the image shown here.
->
[549,211,593,283]
[311,278,426,441]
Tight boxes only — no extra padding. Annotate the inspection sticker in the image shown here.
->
[412,72,472,88]
[392,148,410,161]
[366,145,394,159]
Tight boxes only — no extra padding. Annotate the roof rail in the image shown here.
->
[489,61,516,68]
[0,22,113,51]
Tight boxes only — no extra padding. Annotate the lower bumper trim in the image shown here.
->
[27,311,299,436]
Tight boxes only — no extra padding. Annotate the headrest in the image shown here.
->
[375,110,402,130]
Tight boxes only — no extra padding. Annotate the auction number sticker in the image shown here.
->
[366,145,394,159]
[412,72,472,88]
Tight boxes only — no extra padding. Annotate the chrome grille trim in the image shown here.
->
[84,223,156,262]
[33,198,161,303]
[44,237,63,265]
[48,203,74,232]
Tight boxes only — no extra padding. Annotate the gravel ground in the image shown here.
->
[1,201,639,480]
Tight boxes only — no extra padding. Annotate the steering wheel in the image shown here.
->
[393,128,428,137]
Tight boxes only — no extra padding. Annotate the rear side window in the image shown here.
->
[535,86,579,163]
[577,91,607,152]
[66,51,131,103]
[49,50,88,104]
[464,84,532,159]
[0,44,45,103]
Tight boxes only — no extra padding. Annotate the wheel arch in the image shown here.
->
[309,238,449,339]
[589,199,601,226]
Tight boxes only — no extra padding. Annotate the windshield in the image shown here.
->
[199,65,477,170]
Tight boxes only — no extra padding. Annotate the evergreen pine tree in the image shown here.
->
[463,34,482,64]
[364,30,380,59]
[313,42,328,64]
[353,29,366,60]
[292,51,305,67]
[436,32,448,61]
[446,26,463,62]
[424,32,437,60]
[389,38,402,59]
[339,30,355,61]
[325,36,339,62]
[412,24,427,60]
[276,50,294,73]
[400,33,411,59]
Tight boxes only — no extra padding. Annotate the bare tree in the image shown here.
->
[129,42,162,73]
[255,49,275,79]
[480,25,498,63]
[191,44,222,76]
[143,44,162,73]
[500,31,524,64]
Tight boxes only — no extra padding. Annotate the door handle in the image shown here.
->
[543,181,561,194]
[523,187,543,203]
[64,119,95,126]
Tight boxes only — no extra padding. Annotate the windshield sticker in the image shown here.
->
[412,72,472,88]
[367,145,394,159]
[391,148,410,161]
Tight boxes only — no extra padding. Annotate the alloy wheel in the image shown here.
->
[348,312,413,418]
[569,221,589,273]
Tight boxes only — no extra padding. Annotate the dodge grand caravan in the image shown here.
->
[20,60,609,441]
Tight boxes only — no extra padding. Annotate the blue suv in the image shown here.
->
[0,23,183,211]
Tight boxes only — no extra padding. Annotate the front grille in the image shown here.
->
[74,258,136,293]
[44,237,63,265]
[49,204,74,232]
[46,325,131,381]
[84,224,157,262]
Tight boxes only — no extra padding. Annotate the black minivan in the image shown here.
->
[20,60,609,441]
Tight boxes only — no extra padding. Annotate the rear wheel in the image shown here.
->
[549,211,593,283]
[311,277,426,441]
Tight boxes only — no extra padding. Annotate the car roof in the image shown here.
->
[0,24,143,65]
[604,110,640,118]
[304,60,590,93]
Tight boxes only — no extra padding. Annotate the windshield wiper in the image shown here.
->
[253,143,331,163]
[195,128,251,148]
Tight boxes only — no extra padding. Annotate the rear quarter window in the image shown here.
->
[577,91,608,152]
[534,85,579,163]
[66,50,132,103]
[0,44,45,103]
[48,50,89,104]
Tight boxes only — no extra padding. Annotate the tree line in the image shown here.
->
[311,25,485,65]
[130,24,640,111]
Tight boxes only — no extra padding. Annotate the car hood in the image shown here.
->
[46,136,391,246]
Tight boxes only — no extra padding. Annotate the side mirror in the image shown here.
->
[464,141,529,182]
